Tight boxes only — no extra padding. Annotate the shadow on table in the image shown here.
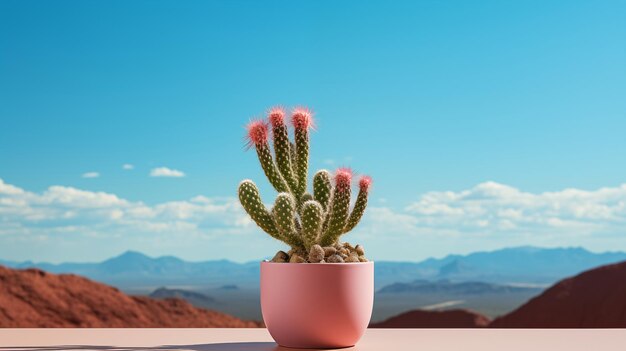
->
[0,343,358,351]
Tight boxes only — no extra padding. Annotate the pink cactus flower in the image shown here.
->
[291,107,315,130]
[245,119,269,149]
[334,168,353,192]
[359,176,372,191]
[268,106,286,127]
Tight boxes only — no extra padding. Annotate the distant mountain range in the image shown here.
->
[379,246,626,287]
[0,251,260,288]
[378,279,543,295]
[1,246,625,289]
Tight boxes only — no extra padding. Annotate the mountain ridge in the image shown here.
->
[490,260,626,327]
[2,246,625,289]
[372,260,626,328]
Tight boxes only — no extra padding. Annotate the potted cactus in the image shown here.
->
[238,107,373,349]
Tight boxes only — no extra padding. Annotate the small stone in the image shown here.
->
[289,254,306,263]
[323,246,337,257]
[343,242,355,251]
[338,248,349,256]
[308,245,325,263]
[355,245,365,256]
[345,254,360,263]
[271,251,289,263]
[327,254,345,263]
[358,256,369,262]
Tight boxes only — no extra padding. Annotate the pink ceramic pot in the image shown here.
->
[260,261,374,349]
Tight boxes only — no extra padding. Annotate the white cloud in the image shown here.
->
[0,178,250,239]
[0,179,24,195]
[0,177,266,262]
[403,181,626,234]
[81,172,100,178]
[337,181,626,261]
[122,164,134,170]
[2,178,626,262]
[150,167,185,178]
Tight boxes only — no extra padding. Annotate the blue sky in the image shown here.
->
[1,0,625,262]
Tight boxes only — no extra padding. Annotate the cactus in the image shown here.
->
[238,106,373,263]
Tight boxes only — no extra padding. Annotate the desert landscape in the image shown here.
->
[0,265,261,328]
[2,247,625,328]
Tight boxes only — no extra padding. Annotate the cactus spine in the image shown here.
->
[238,106,372,262]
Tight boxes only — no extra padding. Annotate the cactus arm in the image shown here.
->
[256,143,290,193]
[313,170,332,211]
[238,180,283,242]
[272,193,304,249]
[294,127,309,198]
[292,108,313,201]
[342,187,369,233]
[246,119,290,193]
[319,169,352,246]
[301,200,324,250]
[272,193,296,234]
[319,187,350,246]
[270,110,299,196]
[343,176,372,234]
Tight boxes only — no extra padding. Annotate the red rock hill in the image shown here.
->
[0,265,261,327]
[490,260,626,328]
[370,309,491,328]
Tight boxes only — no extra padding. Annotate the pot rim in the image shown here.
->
[261,261,374,265]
